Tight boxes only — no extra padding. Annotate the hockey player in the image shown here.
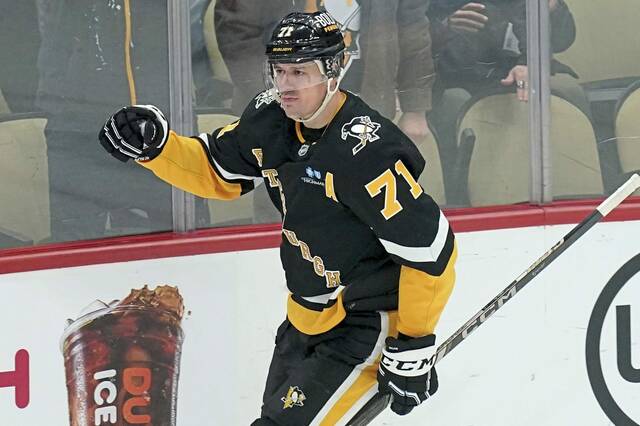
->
[98,11,457,425]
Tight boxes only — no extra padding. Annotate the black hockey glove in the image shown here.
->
[377,333,438,416]
[98,105,169,162]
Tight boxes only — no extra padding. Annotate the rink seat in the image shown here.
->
[615,81,640,195]
[203,0,232,84]
[556,0,640,87]
[414,131,446,206]
[455,92,603,206]
[0,90,10,114]
[0,113,50,245]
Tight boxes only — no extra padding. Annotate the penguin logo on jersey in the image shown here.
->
[255,90,275,109]
[341,116,381,155]
[281,386,306,409]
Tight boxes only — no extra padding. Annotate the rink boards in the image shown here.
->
[1,220,639,425]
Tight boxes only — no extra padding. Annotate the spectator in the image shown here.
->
[36,0,173,242]
[429,0,577,102]
[426,0,586,202]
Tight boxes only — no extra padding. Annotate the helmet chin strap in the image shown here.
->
[296,77,340,124]
[272,59,343,124]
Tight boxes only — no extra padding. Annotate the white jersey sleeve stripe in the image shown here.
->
[196,133,261,182]
[378,211,449,263]
[300,285,346,305]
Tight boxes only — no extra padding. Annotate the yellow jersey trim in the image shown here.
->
[138,132,243,200]
[286,293,346,335]
[294,92,348,143]
[397,241,458,337]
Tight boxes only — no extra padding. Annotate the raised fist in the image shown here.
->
[99,105,169,162]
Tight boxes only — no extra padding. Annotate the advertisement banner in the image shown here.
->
[1,222,638,425]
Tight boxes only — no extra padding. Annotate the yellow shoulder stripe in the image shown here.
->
[217,120,240,138]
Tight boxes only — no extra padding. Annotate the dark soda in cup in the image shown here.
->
[61,285,185,425]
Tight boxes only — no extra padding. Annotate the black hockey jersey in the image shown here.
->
[139,91,457,337]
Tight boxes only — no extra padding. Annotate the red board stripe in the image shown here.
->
[1,198,639,275]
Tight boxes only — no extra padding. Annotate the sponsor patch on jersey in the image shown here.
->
[301,166,324,186]
[340,116,381,155]
[255,90,275,109]
[281,386,306,409]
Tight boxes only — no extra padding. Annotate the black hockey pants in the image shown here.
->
[252,311,397,425]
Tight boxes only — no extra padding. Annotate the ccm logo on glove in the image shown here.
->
[380,344,436,377]
[377,333,439,415]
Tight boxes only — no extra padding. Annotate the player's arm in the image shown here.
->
[344,148,456,337]
[338,134,456,415]
[98,105,261,200]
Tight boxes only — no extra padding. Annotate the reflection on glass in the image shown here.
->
[30,0,172,245]
[554,0,640,196]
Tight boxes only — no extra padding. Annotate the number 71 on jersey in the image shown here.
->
[365,160,423,220]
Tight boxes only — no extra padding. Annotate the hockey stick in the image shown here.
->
[347,173,640,425]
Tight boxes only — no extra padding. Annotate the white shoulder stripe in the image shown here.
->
[379,211,449,263]
[300,285,345,305]
[197,133,212,149]
[196,133,261,183]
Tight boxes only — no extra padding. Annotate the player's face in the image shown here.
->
[272,62,327,120]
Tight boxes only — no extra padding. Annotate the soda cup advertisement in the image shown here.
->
[61,286,184,425]
[1,250,287,425]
